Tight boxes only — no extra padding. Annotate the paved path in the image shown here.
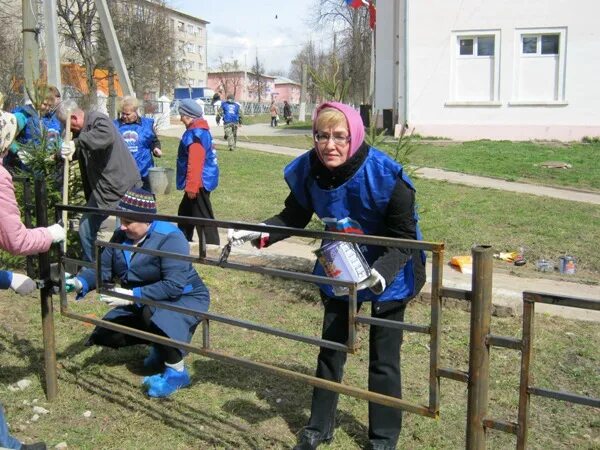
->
[159,121,600,321]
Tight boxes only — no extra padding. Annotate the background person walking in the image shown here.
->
[220,94,242,151]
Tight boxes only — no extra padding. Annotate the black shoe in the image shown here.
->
[21,442,47,450]
[293,430,333,450]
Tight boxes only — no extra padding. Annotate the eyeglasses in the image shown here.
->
[314,133,351,146]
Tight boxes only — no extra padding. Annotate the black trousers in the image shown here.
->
[88,305,182,364]
[305,296,406,447]
[177,189,220,245]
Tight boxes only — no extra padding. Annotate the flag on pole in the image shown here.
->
[345,0,369,8]
[368,1,376,29]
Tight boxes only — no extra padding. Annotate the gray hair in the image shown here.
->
[57,99,83,122]
[118,95,139,112]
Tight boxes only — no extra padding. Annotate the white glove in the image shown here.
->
[99,287,134,307]
[46,223,66,243]
[227,228,262,247]
[356,268,386,295]
[60,141,75,160]
[65,276,83,293]
[17,149,31,164]
[10,273,37,295]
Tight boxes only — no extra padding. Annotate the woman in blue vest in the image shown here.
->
[229,102,426,450]
[65,188,210,398]
[114,96,162,192]
[176,99,220,245]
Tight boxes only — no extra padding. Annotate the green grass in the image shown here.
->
[0,265,598,449]
[157,137,600,281]
[238,136,600,192]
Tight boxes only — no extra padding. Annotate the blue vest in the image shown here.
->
[13,105,41,146]
[42,112,63,149]
[176,126,219,192]
[114,117,156,177]
[285,148,424,302]
[221,101,240,123]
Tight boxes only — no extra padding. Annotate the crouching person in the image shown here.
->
[66,188,210,398]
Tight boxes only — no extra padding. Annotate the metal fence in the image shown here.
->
[19,186,597,449]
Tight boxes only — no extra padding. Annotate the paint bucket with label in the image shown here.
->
[535,259,554,273]
[314,241,371,295]
[558,255,576,274]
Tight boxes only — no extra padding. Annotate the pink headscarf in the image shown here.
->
[313,101,365,159]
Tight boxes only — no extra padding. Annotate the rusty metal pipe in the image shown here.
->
[517,297,534,450]
[429,249,443,415]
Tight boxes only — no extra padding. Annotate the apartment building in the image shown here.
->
[167,5,209,88]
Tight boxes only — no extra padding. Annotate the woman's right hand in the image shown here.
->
[227,229,262,247]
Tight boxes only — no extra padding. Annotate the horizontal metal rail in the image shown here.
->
[523,291,600,311]
[483,418,518,435]
[96,287,350,353]
[438,367,469,383]
[440,287,471,301]
[528,387,600,408]
[356,315,430,334]
[487,334,522,350]
[61,310,435,417]
[56,203,444,252]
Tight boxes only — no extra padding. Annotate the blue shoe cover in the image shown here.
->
[146,367,190,398]
[142,373,163,387]
[143,346,164,371]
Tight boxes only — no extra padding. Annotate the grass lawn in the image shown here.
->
[157,137,600,282]
[0,264,597,449]
[238,136,600,192]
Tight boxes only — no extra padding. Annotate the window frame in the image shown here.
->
[447,29,502,106]
[510,27,567,105]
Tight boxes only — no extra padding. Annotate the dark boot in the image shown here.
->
[21,442,47,450]
[293,429,333,450]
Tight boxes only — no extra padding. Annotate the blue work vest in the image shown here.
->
[13,105,41,146]
[285,147,424,302]
[114,117,156,177]
[176,126,219,192]
[221,101,240,124]
[42,112,63,149]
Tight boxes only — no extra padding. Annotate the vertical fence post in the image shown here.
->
[35,179,58,400]
[466,245,493,449]
[517,295,535,449]
[429,248,443,415]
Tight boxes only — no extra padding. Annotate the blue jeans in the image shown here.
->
[79,196,108,262]
[0,403,22,449]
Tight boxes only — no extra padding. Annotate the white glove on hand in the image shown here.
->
[227,228,262,247]
[17,149,31,165]
[65,276,83,293]
[46,223,66,243]
[99,287,134,307]
[60,141,75,160]
[10,273,36,295]
[356,268,386,295]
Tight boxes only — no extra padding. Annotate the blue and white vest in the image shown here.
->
[115,117,156,177]
[285,147,424,302]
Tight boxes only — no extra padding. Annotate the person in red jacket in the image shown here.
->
[176,99,220,245]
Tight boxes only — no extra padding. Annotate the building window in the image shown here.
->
[177,21,184,32]
[512,28,566,103]
[187,24,194,34]
[449,30,501,104]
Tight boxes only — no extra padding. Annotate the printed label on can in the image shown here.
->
[559,256,576,274]
[314,241,371,286]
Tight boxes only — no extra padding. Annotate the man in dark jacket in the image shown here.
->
[58,99,141,261]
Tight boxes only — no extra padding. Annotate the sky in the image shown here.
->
[170,0,332,77]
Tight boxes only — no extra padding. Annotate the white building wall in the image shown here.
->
[377,0,600,140]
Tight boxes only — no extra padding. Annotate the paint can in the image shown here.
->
[535,259,553,273]
[558,255,576,274]
[314,241,371,295]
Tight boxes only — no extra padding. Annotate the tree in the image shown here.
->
[248,55,268,104]
[57,0,100,106]
[213,57,243,98]
[0,1,22,109]
[289,40,328,104]
[100,0,183,97]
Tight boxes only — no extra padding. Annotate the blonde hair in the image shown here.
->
[315,107,347,132]
[119,95,139,112]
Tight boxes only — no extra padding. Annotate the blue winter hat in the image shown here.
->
[117,187,157,214]
[178,99,204,119]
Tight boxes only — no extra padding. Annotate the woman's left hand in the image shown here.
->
[152,147,162,157]
[99,287,134,307]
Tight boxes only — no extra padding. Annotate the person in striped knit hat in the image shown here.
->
[65,187,210,398]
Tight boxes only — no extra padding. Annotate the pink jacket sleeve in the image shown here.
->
[0,165,52,255]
